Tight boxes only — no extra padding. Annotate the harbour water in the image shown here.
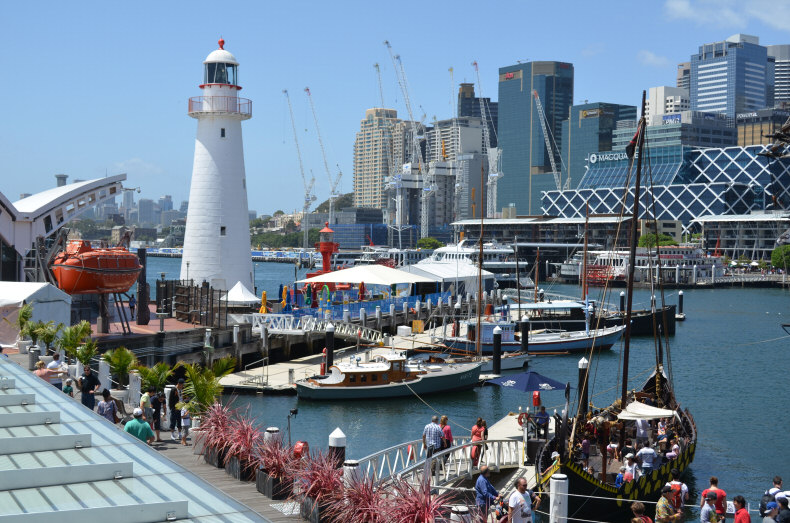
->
[146,258,790,509]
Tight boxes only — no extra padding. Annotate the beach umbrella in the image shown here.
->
[278,284,284,306]
[284,285,291,312]
[359,281,366,301]
[304,284,312,306]
[259,290,267,314]
[486,371,568,392]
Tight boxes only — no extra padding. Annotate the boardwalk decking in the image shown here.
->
[154,439,301,522]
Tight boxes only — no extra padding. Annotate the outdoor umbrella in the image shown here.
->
[486,371,568,392]
[358,281,365,301]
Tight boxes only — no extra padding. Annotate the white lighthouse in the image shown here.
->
[180,39,254,292]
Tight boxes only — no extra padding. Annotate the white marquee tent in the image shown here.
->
[0,283,72,347]
[296,264,437,286]
[224,281,260,306]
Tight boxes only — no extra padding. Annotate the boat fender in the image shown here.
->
[407,444,416,461]
[517,412,530,426]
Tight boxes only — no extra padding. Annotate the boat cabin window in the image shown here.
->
[371,374,377,382]
[382,373,387,381]
[204,62,238,86]
[349,375,356,383]
[361,375,367,383]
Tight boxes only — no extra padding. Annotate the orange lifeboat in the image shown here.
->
[51,240,143,295]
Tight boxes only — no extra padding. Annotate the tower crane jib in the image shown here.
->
[283,89,315,249]
[304,87,342,225]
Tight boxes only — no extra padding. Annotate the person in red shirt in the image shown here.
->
[700,476,727,521]
[733,495,751,523]
[631,501,653,523]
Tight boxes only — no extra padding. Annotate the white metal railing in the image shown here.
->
[248,314,385,344]
[240,357,269,387]
[356,439,426,484]
[396,439,522,487]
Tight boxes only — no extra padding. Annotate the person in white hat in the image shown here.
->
[625,453,641,481]
[124,407,155,445]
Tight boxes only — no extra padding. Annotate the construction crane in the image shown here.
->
[304,87,342,225]
[283,89,316,249]
[532,90,569,190]
[472,61,502,218]
[373,63,385,108]
[383,40,432,239]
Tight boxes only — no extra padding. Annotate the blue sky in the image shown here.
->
[2,0,789,216]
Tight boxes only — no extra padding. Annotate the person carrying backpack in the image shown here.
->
[761,476,785,517]
[665,468,688,512]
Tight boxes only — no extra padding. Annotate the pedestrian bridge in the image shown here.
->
[245,313,386,345]
[355,436,525,488]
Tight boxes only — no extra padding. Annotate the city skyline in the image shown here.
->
[3,0,790,216]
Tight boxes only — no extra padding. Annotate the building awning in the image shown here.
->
[297,264,437,286]
[617,402,676,421]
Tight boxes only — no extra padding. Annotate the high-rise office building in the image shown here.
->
[677,62,691,90]
[497,61,573,215]
[560,102,637,189]
[690,34,771,118]
[158,195,173,212]
[736,108,790,145]
[768,45,790,107]
[646,86,690,125]
[353,108,401,209]
[457,83,498,147]
[137,198,155,225]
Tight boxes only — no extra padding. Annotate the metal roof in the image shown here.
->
[13,175,125,215]
[451,216,626,226]
[691,212,790,223]
[0,358,264,522]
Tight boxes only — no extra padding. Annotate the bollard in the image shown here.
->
[549,474,569,523]
[520,321,529,353]
[415,301,421,320]
[375,306,382,330]
[325,323,335,369]
[264,427,280,444]
[450,505,472,522]
[678,290,684,315]
[328,428,346,468]
[288,368,295,384]
[578,358,589,418]
[28,346,40,371]
[128,370,141,407]
[619,291,625,313]
[492,326,502,375]
[651,295,656,310]
[343,459,361,488]
[403,302,409,319]
[360,308,367,327]
[343,308,350,323]
[675,265,680,284]
[389,303,396,334]
[693,264,697,284]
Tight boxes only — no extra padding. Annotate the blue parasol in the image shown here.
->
[486,371,569,392]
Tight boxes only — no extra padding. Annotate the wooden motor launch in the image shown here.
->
[51,240,142,294]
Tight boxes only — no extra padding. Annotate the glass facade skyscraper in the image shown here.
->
[497,61,573,215]
[457,83,498,147]
[560,102,636,190]
[690,34,771,118]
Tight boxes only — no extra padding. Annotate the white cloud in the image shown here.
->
[665,0,790,32]
[637,50,670,67]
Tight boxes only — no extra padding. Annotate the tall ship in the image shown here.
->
[535,92,696,522]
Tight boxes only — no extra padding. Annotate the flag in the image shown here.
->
[625,125,641,159]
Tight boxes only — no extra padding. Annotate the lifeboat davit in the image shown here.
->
[51,240,143,295]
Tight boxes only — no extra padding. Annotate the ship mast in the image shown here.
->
[476,162,485,357]
[620,91,647,410]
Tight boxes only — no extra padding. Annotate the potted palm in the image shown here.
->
[255,436,297,499]
[295,450,344,523]
[35,321,63,356]
[225,414,263,481]
[56,321,92,365]
[102,347,137,403]
[76,340,98,368]
[134,362,173,392]
[10,303,33,354]
[25,319,44,355]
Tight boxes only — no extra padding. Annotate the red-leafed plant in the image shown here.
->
[255,436,298,481]
[295,450,344,506]
[387,475,458,523]
[322,473,391,523]
[197,401,234,453]
[226,413,264,479]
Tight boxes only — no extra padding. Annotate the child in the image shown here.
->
[62,378,74,397]
[180,402,191,446]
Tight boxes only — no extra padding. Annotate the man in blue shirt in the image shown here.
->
[535,406,549,439]
[475,465,499,519]
[615,466,626,489]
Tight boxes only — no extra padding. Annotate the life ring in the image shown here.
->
[518,412,530,426]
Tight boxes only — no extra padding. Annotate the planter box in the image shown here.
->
[225,455,255,482]
[192,430,206,456]
[301,496,330,523]
[255,469,293,500]
[203,446,226,468]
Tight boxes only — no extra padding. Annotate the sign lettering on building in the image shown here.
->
[588,152,635,164]
[499,70,522,82]
[736,112,758,120]
[662,113,681,124]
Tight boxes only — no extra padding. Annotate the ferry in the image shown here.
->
[427,240,534,289]
[586,245,724,285]
[353,246,433,268]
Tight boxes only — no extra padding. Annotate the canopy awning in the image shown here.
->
[617,401,676,421]
[224,281,260,305]
[296,264,437,286]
